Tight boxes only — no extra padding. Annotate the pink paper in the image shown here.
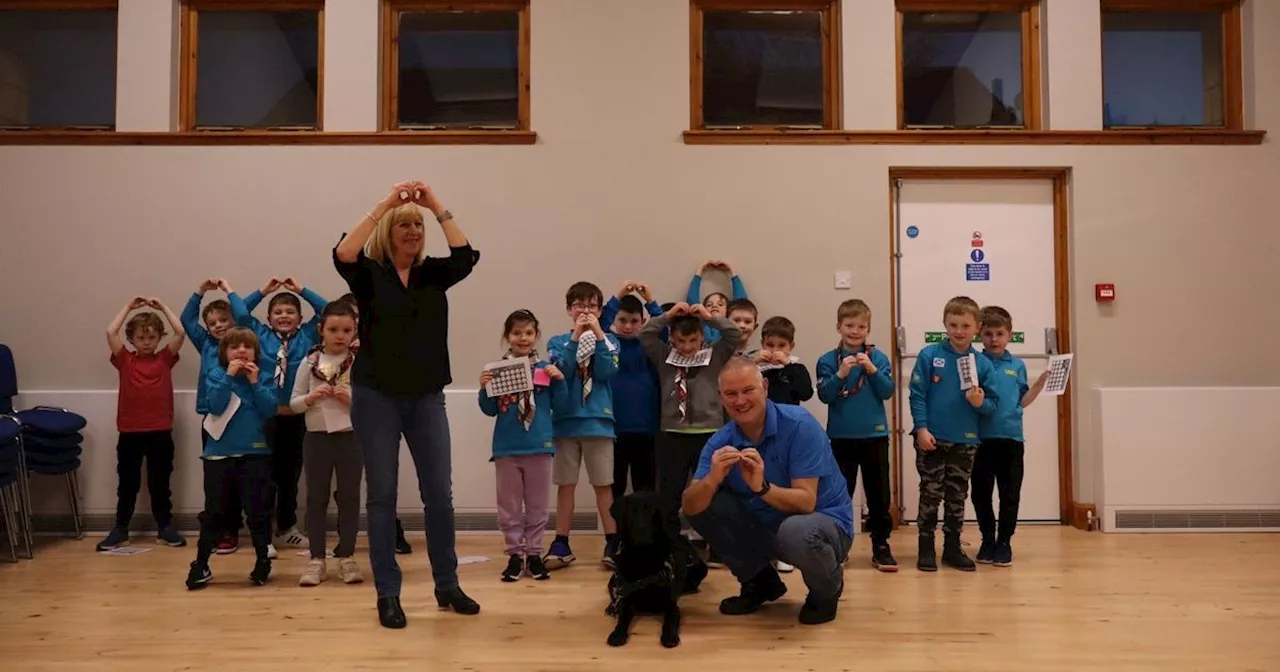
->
[532,369,551,387]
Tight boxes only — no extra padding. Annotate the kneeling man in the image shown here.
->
[682,357,853,625]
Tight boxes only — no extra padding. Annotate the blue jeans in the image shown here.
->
[352,385,458,598]
[689,490,851,600]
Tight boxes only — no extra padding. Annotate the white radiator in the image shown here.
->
[1093,386,1280,533]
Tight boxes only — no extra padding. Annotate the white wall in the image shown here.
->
[1,0,1278,519]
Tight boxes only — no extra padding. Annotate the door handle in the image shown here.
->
[1044,327,1058,356]
[896,326,907,358]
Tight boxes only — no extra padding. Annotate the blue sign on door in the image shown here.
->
[906,225,919,238]
[970,249,985,263]
[966,263,990,281]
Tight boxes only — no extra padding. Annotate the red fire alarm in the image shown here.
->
[1095,283,1116,302]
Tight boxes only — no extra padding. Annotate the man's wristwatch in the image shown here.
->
[751,481,771,497]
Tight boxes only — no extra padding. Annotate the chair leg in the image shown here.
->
[66,471,84,540]
[1,487,18,563]
[16,441,34,554]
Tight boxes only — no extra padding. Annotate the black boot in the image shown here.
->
[942,535,976,572]
[435,586,481,615]
[719,565,788,615]
[917,535,937,572]
[378,596,407,629]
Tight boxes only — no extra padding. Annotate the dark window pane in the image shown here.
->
[397,11,520,129]
[195,11,319,129]
[901,11,1023,128]
[702,10,824,128]
[1102,11,1223,127]
[0,10,117,129]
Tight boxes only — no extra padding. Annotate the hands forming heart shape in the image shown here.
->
[262,276,302,294]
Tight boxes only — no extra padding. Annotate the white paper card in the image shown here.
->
[666,348,713,368]
[1044,354,1075,396]
[484,357,533,397]
[757,355,801,372]
[99,546,152,556]
[957,353,980,391]
[202,393,241,441]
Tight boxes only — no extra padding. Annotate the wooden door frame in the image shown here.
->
[886,166,1078,526]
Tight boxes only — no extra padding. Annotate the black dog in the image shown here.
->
[606,491,708,648]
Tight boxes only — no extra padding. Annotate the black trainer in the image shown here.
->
[185,561,212,590]
[871,542,898,573]
[719,566,788,615]
[975,538,997,564]
[526,554,551,580]
[501,554,523,582]
[917,535,937,572]
[942,536,976,572]
[249,558,272,585]
[435,586,481,615]
[992,541,1013,567]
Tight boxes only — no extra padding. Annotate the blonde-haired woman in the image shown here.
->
[333,181,480,629]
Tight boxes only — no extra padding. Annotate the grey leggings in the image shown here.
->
[304,430,363,559]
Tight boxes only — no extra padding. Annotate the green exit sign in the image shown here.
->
[924,331,1024,344]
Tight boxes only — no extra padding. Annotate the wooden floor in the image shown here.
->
[1,528,1278,671]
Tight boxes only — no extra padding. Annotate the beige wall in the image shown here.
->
[1,0,1278,506]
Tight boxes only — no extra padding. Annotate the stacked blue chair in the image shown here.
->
[0,344,88,543]
[0,415,31,561]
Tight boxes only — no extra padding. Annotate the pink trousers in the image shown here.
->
[495,454,553,557]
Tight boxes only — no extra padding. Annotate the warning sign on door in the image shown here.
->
[966,263,990,281]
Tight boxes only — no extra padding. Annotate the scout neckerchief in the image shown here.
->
[273,330,294,388]
[307,344,355,386]
[835,343,875,397]
[577,332,597,402]
[504,349,539,431]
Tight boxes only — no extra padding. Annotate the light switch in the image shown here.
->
[834,271,852,289]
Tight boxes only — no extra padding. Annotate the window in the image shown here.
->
[1101,1,1242,129]
[381,1,530,132]
[896,0,1040,130]
[0,1,118,130]
[689,0,841,130]
[179,1,323,131]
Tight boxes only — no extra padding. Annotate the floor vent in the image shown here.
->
[1113,509,1280,531]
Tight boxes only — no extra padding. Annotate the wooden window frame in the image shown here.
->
[688,0,842,131]
[0,0,120,132]
[1100,0,1244,131]
[178,0,326,132]
[894,0,1042,131]
[379,0,533,142]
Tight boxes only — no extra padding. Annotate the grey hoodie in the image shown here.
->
[639,313,742,432]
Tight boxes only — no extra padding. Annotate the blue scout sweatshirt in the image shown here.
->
[233,288,328,406]
[202,360,279,458]
[601,296,664,436]
[547,330,620,439]
[978,349,1030,442]
[181,292,245,416]
[816,344,895,439]
[686,274,748,343]
[908,340,999,444]
[478,359,570,459]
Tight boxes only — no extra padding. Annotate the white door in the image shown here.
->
[894,179,1062,523]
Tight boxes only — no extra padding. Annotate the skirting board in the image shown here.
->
[27,511,603,536]
[1071,503,1098,531]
